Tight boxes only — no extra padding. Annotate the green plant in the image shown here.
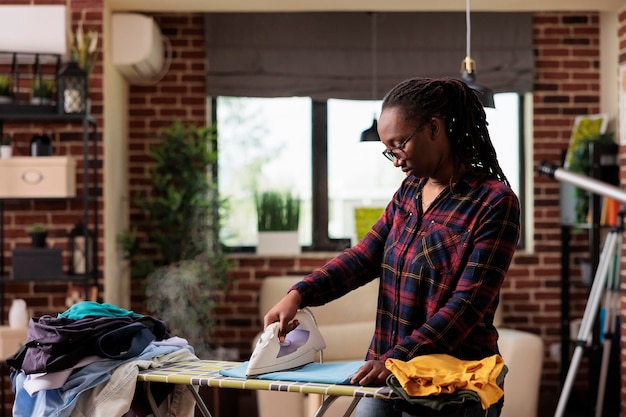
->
[1,135,12,146]
[256,190,300,232]
[32,78,55,99]
[117,121,230,357]
[0,75,13,97]
[26,223,48,234]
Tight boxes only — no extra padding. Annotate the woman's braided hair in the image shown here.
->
[381,77,510,186]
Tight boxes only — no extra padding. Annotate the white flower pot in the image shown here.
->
[257,231,301,256]
[0,145,12,159]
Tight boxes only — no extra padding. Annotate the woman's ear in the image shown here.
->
[429,117,443,138]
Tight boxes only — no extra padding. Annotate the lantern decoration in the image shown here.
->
[56,61,87,114]
[67,220,93,275]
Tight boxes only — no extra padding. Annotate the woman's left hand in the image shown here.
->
[350,360,391,386]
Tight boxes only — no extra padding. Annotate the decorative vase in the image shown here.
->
[30,133,53,156]
[9,299,29,329]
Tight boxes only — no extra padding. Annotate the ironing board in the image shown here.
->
[137,359,397,417]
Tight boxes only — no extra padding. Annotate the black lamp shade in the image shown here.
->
[461,69,495,108]
[360,118,381,142]
[57,61,88,114]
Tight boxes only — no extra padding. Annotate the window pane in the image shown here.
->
[485,93,521,197]
[327,99,405,245]
[217,97,312,247]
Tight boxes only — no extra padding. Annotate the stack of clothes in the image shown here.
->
[8,301,199,417]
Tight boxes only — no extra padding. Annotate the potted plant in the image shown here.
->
[255,190,301,255]
[0,135,12,159]
[31,78,55,105]
[0,74,13,103]
[69,22,99,77]
[26,223,48,248]
[117,121,230,358]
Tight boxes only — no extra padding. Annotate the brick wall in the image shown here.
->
[529,12,603,403]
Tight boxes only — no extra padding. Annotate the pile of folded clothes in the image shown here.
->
[8,301,199,417]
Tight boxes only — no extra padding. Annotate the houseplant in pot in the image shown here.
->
[117,121,230,358]
[0,75,13,103]
[31,78,55,105]
[256,190,301,255]
[26,223,48,248]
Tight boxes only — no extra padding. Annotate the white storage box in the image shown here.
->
[0,156,76,197]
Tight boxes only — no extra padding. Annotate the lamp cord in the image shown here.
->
[465,0,471,58]
[371,12,378,101]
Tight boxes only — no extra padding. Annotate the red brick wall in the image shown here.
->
[126,13,208,309]
[528,12,603,403]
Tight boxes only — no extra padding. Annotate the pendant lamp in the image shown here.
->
[360,12,381,142]
[460,0,495,108]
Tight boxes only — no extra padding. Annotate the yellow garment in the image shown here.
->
[385,353,505,410]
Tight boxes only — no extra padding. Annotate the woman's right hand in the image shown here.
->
[263,289,303,341]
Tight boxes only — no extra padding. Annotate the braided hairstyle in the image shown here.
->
[381,77,510,186]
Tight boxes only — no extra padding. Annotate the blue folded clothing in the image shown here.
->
[219,361,365,385]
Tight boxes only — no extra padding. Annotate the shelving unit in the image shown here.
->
[0,107,99,323]
[559,141,620,415]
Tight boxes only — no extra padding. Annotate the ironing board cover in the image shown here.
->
[219,360,364,384]
[136,360,396,399]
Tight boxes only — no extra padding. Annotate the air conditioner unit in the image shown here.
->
[112,13,166,84]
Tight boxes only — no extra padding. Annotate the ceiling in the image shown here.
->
[108,0,625,13]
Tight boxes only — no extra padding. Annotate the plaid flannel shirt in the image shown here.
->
[292,173,520,362]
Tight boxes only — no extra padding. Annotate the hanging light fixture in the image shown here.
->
[360,12,381,142]
[460,0,495,108]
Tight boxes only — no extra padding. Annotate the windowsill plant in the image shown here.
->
[256,190,301,255]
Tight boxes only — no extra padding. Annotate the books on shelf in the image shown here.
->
[587,196,622,226]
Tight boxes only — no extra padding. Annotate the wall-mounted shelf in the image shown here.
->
[0,109,98,323]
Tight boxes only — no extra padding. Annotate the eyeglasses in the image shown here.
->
[381,122,427,162]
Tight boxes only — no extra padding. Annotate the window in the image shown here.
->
[215,93,525,251]
[216,97,312,248]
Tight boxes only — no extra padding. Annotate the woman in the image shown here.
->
[264,77,520,417]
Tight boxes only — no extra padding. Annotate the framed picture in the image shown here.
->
[563,113,609,169]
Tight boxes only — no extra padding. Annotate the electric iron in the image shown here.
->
[246,308,326,377]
